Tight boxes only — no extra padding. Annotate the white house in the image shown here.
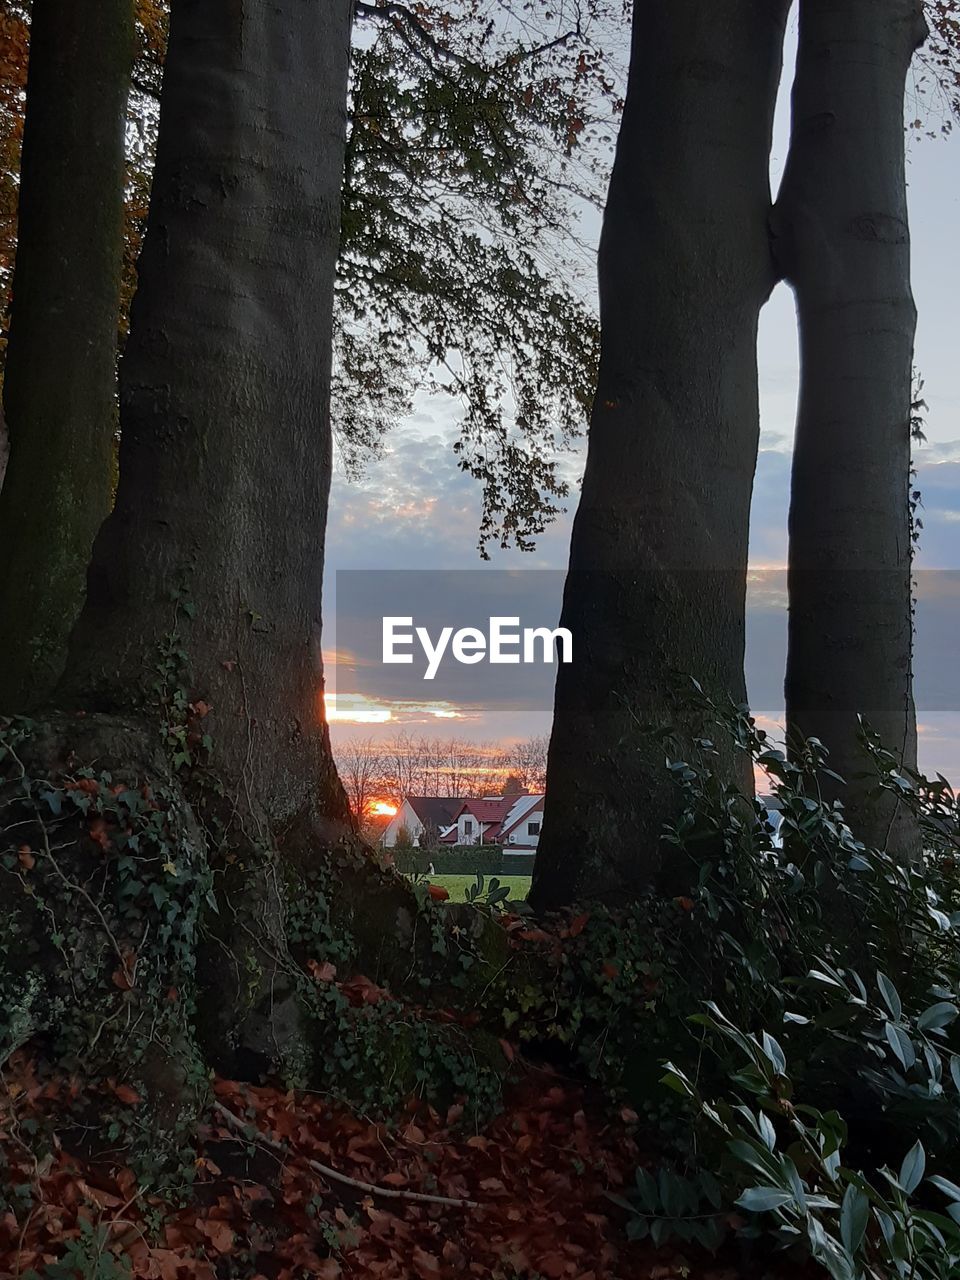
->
[439,793,545,848]
[381,796,459,848]
[499,793,544,850]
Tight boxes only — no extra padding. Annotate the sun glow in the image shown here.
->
[324,691,466,725]
[370,800,398,817]
[324,693,393,724]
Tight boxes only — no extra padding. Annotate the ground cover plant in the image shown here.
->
[4,695,960,1277]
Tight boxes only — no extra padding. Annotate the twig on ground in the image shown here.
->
[211,1099,480,1210]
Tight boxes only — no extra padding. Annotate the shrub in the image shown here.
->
[609,691,960,1276]
[394,845,507,876]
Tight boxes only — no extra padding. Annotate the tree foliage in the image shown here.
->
[0,0,624,550]
[340,0,623,551]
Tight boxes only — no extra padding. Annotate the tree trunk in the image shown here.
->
[0,407,8,491]
[38,0,360,1094]
[0,0,132,711]
[531,0,790,910]
[2,1,528,1160]
[774,0,926,854]
[59,0,353,838]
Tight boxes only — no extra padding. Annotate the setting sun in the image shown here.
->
[370,800,398,817]
[324,693,393,724]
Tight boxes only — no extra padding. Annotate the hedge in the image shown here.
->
[390,844,538,877]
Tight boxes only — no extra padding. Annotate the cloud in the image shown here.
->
[323,403,959,774]
[916,439,960,466]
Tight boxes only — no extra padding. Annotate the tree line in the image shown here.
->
[335,732,549,821]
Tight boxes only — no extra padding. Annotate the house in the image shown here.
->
[442,797,514,846]
[441,794,545,849]
[381,796,459,848]
[759,793,783,847]
[499,793,544,850]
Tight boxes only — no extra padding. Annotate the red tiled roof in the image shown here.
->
[459,798,514,825]
[440,797,516,843]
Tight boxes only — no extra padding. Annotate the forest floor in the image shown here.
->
[0,1053,817,1280]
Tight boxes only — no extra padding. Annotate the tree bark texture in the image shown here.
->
[774,0,926,853]
[0,0,132,711]
[59,0,353,834]
[531,0,790,910]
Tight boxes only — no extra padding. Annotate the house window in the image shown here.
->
[528,822,541,836]
[463,819,474,834]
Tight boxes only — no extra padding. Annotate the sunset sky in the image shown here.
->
[324,13,960,780]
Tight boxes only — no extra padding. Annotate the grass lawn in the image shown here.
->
[426,873,531,902]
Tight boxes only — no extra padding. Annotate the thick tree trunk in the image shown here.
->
[2,1,537,1161]
[0,407,7,491]
[45,0,359,1090]
[0,0,132,711]
[531,0,790,910]
[774,0,926,854]
[59,0,353,837]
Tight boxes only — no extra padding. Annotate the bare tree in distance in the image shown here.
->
[336,736,387,823]
[507,735,549,793]
[332,732,549,812]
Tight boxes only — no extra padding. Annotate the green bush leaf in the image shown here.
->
[840,1184,869,1253]
[737,1186,795,1213]
[899,1141,926,1195]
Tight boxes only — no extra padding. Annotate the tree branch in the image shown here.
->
[354,1,580,78]
[212,1099,480,1209]
[354,1,483,74]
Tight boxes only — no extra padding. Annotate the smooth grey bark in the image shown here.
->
[774,0,926,853]
[531,0,790,910]
[59,0,354,835]
[0,0,132,711]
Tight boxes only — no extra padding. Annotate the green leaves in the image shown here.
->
[736,1185,795,1213]
[885,1020,917,1071]
[917,1001,958,1032]
[899,1141,926,1195]
[650,690,960,1276]
[611,1165,726,1252]
[839,1183,869,1254]
[689,1029,960,1280]
[878,971,903,1021]
[339,2,617,552]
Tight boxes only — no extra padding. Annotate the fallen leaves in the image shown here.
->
[111,1082,141,1105]
[1,1058,816,1280]
[566,912,591,938]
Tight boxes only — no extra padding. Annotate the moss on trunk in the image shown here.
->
[0,715,519,1176]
